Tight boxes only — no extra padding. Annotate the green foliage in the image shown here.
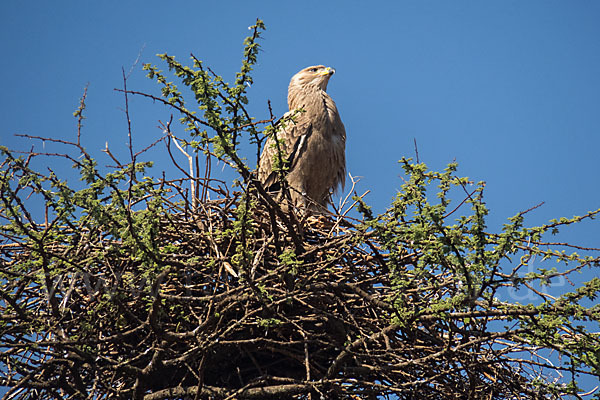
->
[258,317,282,329]
[352,157,600,393]
[230,192,256,274]
[279,248,303,275]
[142,19,266,175]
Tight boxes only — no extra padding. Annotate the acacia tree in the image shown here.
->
[1,19,599,399]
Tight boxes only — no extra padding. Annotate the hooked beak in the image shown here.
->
[318,66,335,76]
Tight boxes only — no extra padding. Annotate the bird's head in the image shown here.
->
[289,65,335,92]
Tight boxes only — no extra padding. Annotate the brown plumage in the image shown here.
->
[258,65,346,211]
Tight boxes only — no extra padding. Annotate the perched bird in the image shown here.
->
[258,65,346,212]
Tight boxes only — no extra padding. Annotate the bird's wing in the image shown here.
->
[258,114,313,191]
[330,103,347,193]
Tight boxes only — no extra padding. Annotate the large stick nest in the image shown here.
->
[0,187,551,399]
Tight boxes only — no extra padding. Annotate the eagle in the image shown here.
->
[258,65,346,212]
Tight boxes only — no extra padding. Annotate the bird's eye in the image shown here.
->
[310,68,318,72]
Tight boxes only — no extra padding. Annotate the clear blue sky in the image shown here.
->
[1,0,600,392]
